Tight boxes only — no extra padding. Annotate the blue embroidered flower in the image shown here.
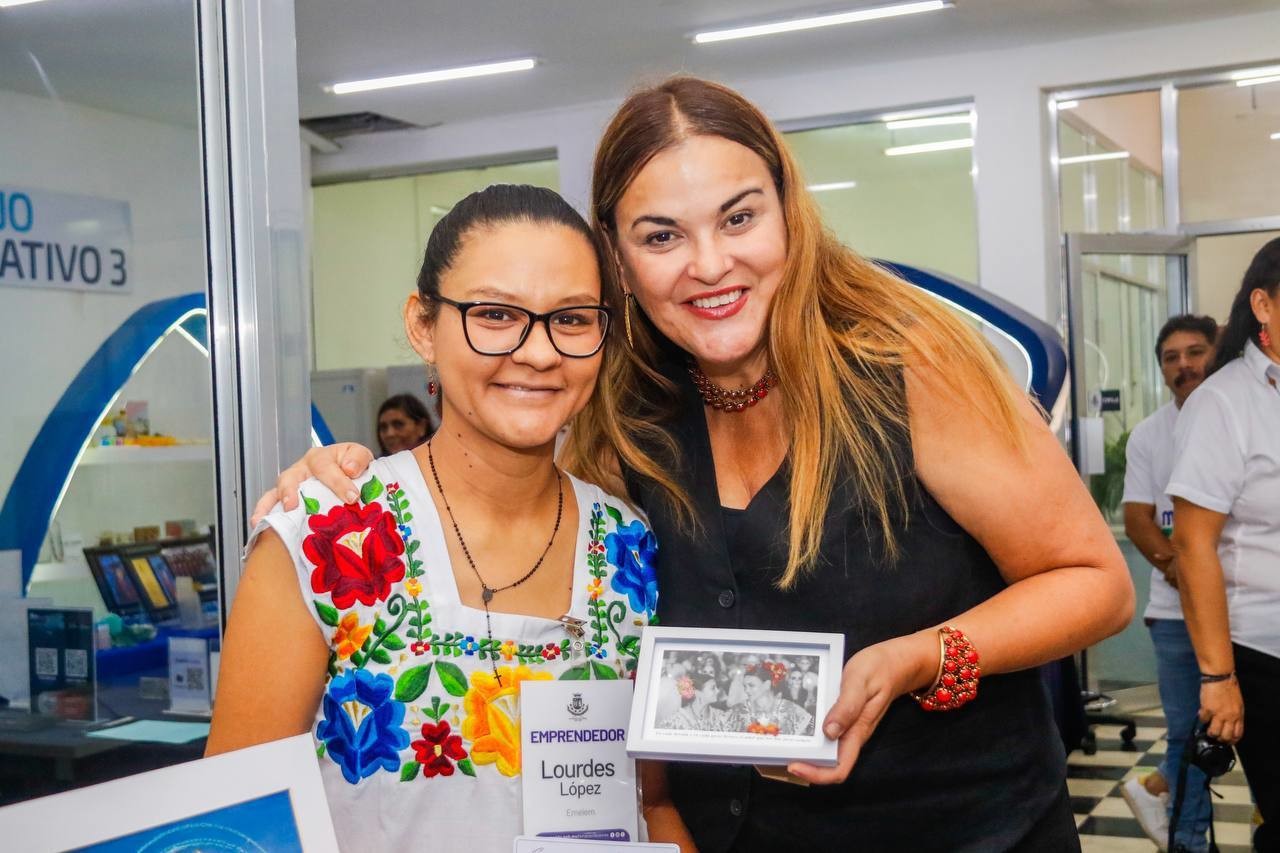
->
[460,635,480,655]
[316,668,409,784]
[605,520,659,616]
[398,524,412,539]
[588,642,608,659]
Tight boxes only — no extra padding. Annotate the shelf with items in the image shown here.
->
[78,444,212,467]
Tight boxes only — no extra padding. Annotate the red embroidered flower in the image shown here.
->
[411,720,467,778]
[411,640,430,656]
[588,540,606,556]
[541,642,562,660]
[303,501,405,609]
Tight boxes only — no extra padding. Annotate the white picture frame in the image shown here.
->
[0,733,338,852]
[626,626,843,767]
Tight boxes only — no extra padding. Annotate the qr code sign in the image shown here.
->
[182,667,204,691]
[65,649,89,680]
[35,647,58,678]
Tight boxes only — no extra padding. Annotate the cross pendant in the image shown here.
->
[482,586,494,605]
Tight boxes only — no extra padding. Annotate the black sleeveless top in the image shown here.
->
[625,360,1072,853]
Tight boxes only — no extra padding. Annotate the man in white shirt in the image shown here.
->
[1120,315,1217,852]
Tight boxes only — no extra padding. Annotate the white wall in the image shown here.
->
[310,8,1280,324]
[0,88,213,558]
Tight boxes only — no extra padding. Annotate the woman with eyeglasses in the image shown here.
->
[208,185,658,852]
[255,78,1132,851]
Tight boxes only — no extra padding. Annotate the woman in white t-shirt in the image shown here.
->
[206,185,657,852]
[1169,236,1280,852]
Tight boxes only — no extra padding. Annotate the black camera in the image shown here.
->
[1187,723,1236,778]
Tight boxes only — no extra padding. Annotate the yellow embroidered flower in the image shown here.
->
[499,640,517,661]
[586,577,603,601]
[405,576,422,598]
[462,665,552,776]
[332,612,373,660]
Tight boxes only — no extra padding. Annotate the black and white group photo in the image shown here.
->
[652,649,819,738]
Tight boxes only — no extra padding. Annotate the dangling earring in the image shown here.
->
[623,292,635,349]
[426,363,438,396]
[1261,322,1274,350]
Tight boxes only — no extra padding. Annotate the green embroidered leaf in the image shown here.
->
[313,602,340,627]
[618,635,641,657]
[302,494,320,515]
[559,665,591,681]
[438,702,450,717]
[605,504,624,525]
[360,476,384,505]
[400,761,420,782]
[374,617,388,635]
[395,665,433,702]
[316,743,326,758]
[382,633,406,651]
[436,660,468,697]
[458,758,476,777]
[591,661,619,680]
[407,540,421,556]
[401,511,413,523]
[369,647,392,665]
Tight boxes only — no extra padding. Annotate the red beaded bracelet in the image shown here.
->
[910,626,981,711]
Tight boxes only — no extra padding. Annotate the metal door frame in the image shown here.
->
[1063,233,1194,476]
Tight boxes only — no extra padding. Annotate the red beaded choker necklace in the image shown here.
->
[687,362,779,412]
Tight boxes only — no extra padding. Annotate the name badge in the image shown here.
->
[520,680,638,842]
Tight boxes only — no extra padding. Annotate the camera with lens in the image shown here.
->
[1187,722,1236,778]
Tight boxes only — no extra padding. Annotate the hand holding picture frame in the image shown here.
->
[626,626,843,767]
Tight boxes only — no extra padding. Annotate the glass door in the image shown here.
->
[1065,233,1192,693]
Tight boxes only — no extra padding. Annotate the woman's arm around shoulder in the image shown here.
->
[205,529,330,755]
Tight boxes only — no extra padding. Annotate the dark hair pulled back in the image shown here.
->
[1155,314,1218,360]
[415,183,601,318]
[1211,236,1280,374]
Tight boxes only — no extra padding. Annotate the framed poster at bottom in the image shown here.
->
[0,733,338,853]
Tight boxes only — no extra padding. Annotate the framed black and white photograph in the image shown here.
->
[626,627,843,766]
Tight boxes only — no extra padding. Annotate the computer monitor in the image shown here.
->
[83,547,145,618]
[119,544,179,623]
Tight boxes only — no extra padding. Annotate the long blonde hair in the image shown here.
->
[563,77,1027,587]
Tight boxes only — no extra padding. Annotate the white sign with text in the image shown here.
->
[0,186,132,294]
[520,679,639,843]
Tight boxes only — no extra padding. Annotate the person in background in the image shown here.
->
[1169,237,1280,853]
[1120,314,1217,851]
[375,393,434,455]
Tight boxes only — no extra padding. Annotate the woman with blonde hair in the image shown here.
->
[258,77,1132,851]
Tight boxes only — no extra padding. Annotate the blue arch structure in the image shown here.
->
[1,293,331,590]
[880,261,1067,407]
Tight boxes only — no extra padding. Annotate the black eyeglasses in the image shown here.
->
[431,295,612,358]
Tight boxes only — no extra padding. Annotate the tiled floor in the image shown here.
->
[1069,711,1257,852]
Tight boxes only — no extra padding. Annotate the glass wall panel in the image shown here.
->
[0,1,219,803]
[1178,79,1280,223]
[1056,91,1164,235]
[785,112,978,282]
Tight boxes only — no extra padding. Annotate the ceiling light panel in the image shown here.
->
[1057,151,1130,165]
[1236,74,1280,89]
[884,138,974,156]
[329,58,536,95]
[694,1,951,45]
[808,181,859,192]
[884,114,973,130]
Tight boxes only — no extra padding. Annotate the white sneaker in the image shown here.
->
[1121,776,1170,851]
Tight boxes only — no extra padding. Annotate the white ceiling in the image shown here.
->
[1,1,1277,128]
